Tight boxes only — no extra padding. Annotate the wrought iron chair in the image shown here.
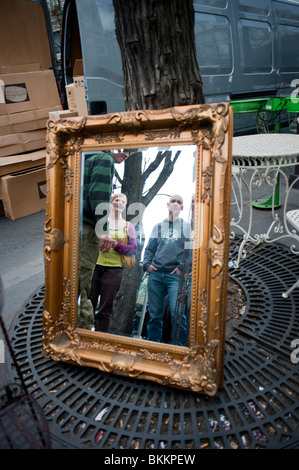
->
[282,209,299,298]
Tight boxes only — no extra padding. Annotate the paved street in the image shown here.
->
[0,210,45,327]
[0,210,45,387]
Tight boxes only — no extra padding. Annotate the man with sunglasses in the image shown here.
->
[143,195,191,345]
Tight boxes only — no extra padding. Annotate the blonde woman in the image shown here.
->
[88,193,137,332]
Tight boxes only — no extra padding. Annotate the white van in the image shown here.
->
[2,0,297,135]
[61,0,299,133]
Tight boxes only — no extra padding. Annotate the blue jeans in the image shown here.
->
[147,271,187,345]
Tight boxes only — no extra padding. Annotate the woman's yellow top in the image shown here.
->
[96,228,125,267]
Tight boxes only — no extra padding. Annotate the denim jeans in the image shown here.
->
[147,271,187,345]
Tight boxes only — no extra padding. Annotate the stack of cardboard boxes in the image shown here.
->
[0,62,88,220]
[0,0,65,220]
[0,0,89,221]
[0,65,63,220]
[0,0,90,220]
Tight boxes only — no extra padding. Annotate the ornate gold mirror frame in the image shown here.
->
[42,103,233,396]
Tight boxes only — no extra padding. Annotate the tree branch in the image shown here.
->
[114,167,123,186]
[142,150,181,207]
[141,150,166,185]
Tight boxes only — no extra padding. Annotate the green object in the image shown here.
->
[230,96,299,210]
[230,98,268,114]
[252,174,281,209]
[230,97,299,114]
[285,97,299,113]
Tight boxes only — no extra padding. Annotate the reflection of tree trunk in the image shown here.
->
[109,151,143,335]
[109,247,143,336]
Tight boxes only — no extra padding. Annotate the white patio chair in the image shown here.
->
[282,209,299,298]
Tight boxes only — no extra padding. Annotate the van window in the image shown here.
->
[277,24,299,72]
[238,19,273,73]
[237,0,271,17]
[274,1,299,23]
[194,13,233,75]
[193,0,227,8]
[93,0,119,64]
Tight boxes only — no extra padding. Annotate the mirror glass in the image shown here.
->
[78,145,196,347]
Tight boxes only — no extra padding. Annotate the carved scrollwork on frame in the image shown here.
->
[171,103,229,162]
[44,218,67,262]
[46,118,86,160]
[99,355,142,378]
[138,342,218,395]
[208,224,225,279]
[94,133,125,145]
[43,103,233,395]
[165,341,219,395]
[43,279,82,364]
[46,122,78,202]
[202,164,213,203]
[107,110,150,132]
[145,127,182,141]
[197,289,209,343]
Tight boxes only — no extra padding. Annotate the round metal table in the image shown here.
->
[231,133,299,267]
[2,238,299,450]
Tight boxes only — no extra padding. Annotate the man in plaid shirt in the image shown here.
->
[78,150,129,329]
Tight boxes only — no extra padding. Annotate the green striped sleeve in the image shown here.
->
[83,152,114,226]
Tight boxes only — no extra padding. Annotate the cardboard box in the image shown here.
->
[0,117,47,136]
[73,59,88,116]
[1,167,46,220]
[0,105,62,135]
[0,129,46,157]
[0,70,61,115]
[65,84,77,112]
[0,149,46,177]
[0,0,53,73]
[73,76,88,115]
[0,63,41,75]
[48,109,78,120]
[0,163,45,200]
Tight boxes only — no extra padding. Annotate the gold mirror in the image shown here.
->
[43,104,233,396]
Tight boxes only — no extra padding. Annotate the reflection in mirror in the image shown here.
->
[78,146,196,348]
[43,103,233,395]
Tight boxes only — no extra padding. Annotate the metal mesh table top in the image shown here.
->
[232,133,299,159]
[2,239,299,450]
[286,209,299,231]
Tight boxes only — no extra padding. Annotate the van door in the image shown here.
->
[193,0,278,103]
[193,0,236,103]
[231,0,276,99]
[0,0,58,78]
[273,0,299,97]
[62,0,125,114]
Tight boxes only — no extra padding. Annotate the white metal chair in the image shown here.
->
[282,209,299,298]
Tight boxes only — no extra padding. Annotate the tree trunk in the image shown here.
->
[109,0,205,336]
[113,0,205,110]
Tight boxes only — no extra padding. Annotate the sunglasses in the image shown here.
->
[169,199,183,205]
